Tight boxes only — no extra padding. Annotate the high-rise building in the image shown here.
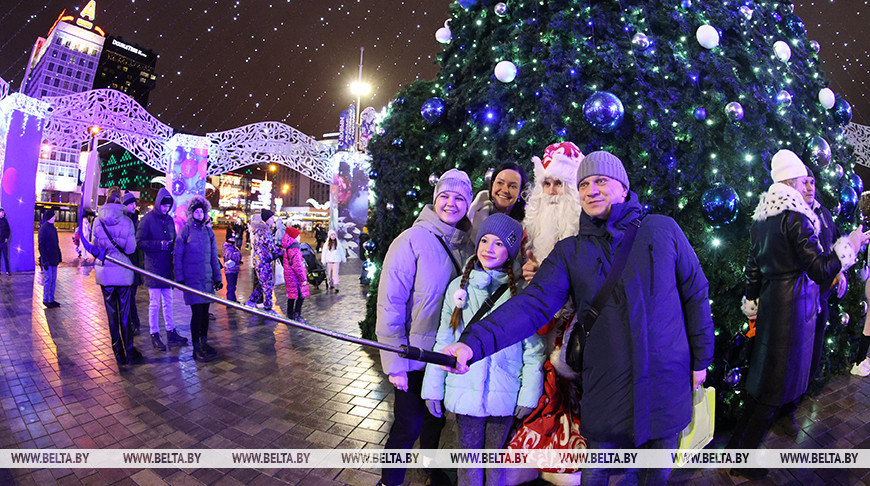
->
[20,2,106,201]
[20,2,105,100]
[93,36,157,107]
[19,2,158,203]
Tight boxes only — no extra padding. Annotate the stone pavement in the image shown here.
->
[0,230,868,485]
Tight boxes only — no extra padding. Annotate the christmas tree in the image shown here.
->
[360,0,861,424]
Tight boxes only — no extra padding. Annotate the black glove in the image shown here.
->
[214,280,223,291]
[160,240,174,252]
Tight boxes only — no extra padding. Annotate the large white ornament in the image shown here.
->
[819,88,836,109]
[773,41,791,62]
[494,60,517,83]
[435,27,452,44]
[696,25,720,49]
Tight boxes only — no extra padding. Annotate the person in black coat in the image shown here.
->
[37,209,62,308]
[136,187,189,350]
[123,192,143,335]
[805,173,845,383]
[0,207,10,275]
[314,224,327,253]
[729,150,869,480]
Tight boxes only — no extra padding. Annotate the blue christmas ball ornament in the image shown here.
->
[832,97,853,126]
[840,184,858,220]
[681,0,692,8]
[363,239,376,252]
[725,367,743,388]
[693,107,707,120]
[850,173,864,195]
[583,91,625,134]
[776,90,793,107]
[783,14,805,37]
[421,97,446,124]
[406,188,418,200]
[701,184,740,227]
[369,170,378,180]
[458,0,477,9]
[803,136,831,168]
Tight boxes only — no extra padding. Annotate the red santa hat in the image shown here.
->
[532,141,585,189]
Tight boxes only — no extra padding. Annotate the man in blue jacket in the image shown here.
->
[444,151,715,485]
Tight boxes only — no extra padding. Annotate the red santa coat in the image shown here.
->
[281,232,310,300]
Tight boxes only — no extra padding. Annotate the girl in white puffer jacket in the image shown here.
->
[422,213,544,486]
[320,229,346,292]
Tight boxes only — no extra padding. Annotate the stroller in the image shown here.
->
[299,242,327,288]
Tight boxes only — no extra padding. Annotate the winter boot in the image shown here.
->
[199,338,217,357]
[192,343,216,362]
[151,333,166,351]
[166,329,189,346]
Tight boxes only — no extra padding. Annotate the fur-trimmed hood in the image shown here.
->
[185,194,211,221]
[752,182,820,235]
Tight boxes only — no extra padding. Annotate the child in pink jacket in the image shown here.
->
[282,226,310,322]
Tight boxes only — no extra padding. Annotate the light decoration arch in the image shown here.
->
[42,89,173,172]
[845,123,870,168]
[206,121,335,183]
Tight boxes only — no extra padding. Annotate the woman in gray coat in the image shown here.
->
[174,195,223,362]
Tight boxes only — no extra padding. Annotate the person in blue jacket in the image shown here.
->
[423,213,543,486]
[443,151,715,486]
[174,195,223,362]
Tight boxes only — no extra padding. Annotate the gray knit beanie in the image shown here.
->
[476,213,523,260]
[576,151,630,190]
[433,168,473,206]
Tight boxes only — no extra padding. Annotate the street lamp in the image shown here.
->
[350,80,371,152]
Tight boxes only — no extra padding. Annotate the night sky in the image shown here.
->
[0,1,866,140]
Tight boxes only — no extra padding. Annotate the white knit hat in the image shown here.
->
[433,168,473,205]
[770,149,808,183]
[533,142,585,189]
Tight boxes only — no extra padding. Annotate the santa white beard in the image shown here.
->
[523,186,582,261]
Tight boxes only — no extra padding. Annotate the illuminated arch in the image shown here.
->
[206,121,335,183]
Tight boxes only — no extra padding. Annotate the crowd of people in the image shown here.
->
[35,186,345,365]
[25,144,870,484]
[373,145,870,486]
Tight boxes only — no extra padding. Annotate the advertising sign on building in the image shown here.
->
[218,174,243,208]
[251,179,272,210]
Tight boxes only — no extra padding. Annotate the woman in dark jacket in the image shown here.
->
[174,195,222,362]
[728,150,868,479]
[137,187,188,349]
[0,207,10,274]
[38,209,62,307]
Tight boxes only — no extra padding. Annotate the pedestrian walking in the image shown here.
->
[245,209,281,312]
[38,209,62,308]
[321,230,346,292]
[223,234,242,302]
[282,226,310,322]
[0,208,11,275]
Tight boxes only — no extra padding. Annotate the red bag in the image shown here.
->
[506,360,586,473]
